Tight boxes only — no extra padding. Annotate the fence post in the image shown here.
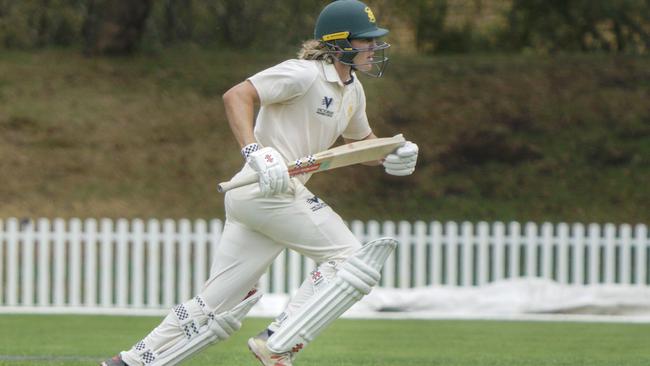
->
[100,218,114,307]
[380,220,396,288]
[414,221,427,287]
[194,219,208,295]
[147,219,161,308]
[588,224,601,284]
[557,223,569,284]
[22,219,35,306]
[508,222,521,279]
[525,222,538,278]
[116,219,129,307]
[53,218,66,306]
[461,222,473,287]
[84,219,98,307]
[541,222,553,281]
[604,224,616,285]
[6,219,19,306]
[37,218,52,306]
[572,223,585,285]
[178,219,192,302]
[163,219,177,307]
[493,222,505,282]
[477,222,489,285]
[69,218,82,307]
[398,221,411,289]
[132,219,145,308]
[445,222,459,286]
[636,225,648,286]
[620,224,632,285]
[430,221,442,286]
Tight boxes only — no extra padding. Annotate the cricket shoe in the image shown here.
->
[247,330,295,366]
[99,354,129,366]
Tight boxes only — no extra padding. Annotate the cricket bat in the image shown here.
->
[217,134,406,193]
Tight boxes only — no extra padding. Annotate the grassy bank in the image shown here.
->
[0,47,648,223]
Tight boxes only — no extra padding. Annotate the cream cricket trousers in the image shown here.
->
[121,171,361,365]
[204,172,362,311]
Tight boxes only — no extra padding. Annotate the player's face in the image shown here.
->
[350,38,377,72]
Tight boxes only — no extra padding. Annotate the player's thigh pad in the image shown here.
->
[136,292,261,366]
[266,237,397,353]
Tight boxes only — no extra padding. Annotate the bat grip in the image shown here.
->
[217,173,258,193]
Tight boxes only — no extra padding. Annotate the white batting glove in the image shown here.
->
[247,147,290,196]
[383,141,418,176]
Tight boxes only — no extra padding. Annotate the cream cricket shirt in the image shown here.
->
[248,59,372,184]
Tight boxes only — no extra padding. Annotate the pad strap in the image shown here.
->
[148,291,262,366]
[133,340,157,365]
[173,303,201,340]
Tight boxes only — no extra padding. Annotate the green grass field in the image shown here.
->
[0,315,648,365]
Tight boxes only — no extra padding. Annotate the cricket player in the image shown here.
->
[100,1,418,365]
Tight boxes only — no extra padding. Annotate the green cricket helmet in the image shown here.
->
[314,0,390,77]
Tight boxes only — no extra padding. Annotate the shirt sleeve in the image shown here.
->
[342,81,372,140]
[248,60,318,106]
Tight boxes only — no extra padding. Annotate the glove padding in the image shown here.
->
[383,141,418,176]
[247,147,290,196]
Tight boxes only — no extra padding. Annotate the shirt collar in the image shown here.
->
[322,61,354,87]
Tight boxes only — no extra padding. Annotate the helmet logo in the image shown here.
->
[365,7,376,23]
[322,31,350,41]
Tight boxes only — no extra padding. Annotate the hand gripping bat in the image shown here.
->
[217,134,406,193]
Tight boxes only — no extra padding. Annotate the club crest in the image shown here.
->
[365,6,376,23]
[316,96,334,117]
[306,195,328,212]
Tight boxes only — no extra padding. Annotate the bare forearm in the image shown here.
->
[223,81,259,148]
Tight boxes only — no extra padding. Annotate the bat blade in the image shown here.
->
[217,134,405,193]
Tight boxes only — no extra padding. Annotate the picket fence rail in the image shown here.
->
[0,218,648,310]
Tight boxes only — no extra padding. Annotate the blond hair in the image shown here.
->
[297,39,335,63]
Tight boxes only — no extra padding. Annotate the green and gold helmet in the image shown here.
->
[314,0,390,77]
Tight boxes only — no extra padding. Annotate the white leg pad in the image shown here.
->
[267,237,397,353]
[147,291,262,366]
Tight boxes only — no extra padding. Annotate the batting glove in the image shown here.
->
[383,141,418,176]
[247,147,290,196]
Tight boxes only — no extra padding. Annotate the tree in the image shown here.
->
[505,0,650,53]
[160,0,195,44]
[392,0,448,53]
[82,0,153,55]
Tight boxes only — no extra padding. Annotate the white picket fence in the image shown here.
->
[0,218,648,311]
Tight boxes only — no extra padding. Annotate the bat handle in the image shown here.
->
[217,173,258,193]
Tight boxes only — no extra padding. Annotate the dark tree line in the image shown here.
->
[82,0,152,55]
[506,0,650,53]
[0,0,648,55]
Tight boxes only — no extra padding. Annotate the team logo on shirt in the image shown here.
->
[317,96,334,117]
[306,195,328,212]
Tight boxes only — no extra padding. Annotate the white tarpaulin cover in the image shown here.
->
[251,279,650,322]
